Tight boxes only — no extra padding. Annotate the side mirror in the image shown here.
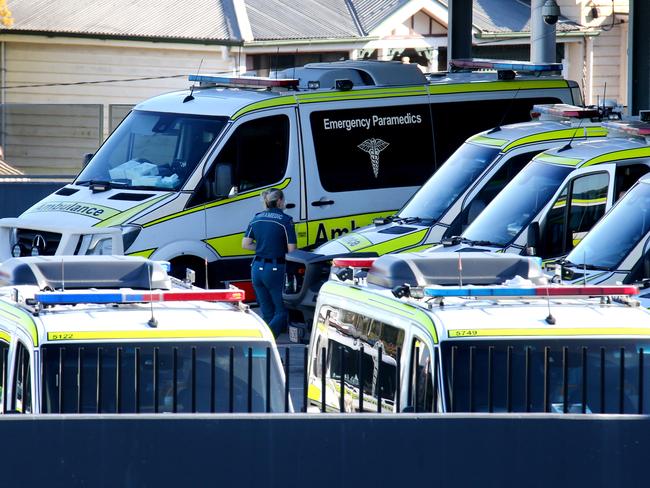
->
[82,153,94,167]
[526,222,540,256]
[214,162,234,198]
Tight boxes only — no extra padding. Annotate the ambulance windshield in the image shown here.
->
[76,110,227,191]
[442,339,650,413]
[399,144,500,220]
[462,161,573,246]
[566,182,650,270]
[40,341,284,413]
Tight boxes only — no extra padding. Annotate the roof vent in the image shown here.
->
[0,256,171,290]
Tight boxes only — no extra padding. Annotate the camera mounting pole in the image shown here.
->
[531,0,559,64]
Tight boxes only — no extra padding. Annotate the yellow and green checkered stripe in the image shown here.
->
[321,281,438,343]
[94,194,172,228]
[501,126,607,153]
[0,300,38,346]
[143,178,291,228]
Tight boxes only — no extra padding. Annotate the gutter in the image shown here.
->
[476,30,600,40]
[244,36,379,48]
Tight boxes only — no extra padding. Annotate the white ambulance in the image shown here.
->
[0,256,288,414]
[283,104,610,326]
[0,60,578,291]
[307,253,650,414]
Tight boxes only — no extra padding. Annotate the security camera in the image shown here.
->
[542,0,561,25]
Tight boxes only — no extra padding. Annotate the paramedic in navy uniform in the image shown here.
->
[242,188,297,337]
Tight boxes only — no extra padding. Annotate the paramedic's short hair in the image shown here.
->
[262,188,284,208]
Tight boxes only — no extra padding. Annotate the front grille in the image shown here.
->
[14,229,62,256]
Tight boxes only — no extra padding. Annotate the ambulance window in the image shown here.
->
[430,97,561,165]
[542,172,609,257]
[192,115,289,206]
[0,341,8,414]
[11,342,32,414]
[407,338,434,412]
[444,150,537,238]
[310,104,435,192]
[318,305,404,411]
[615,163,650,202]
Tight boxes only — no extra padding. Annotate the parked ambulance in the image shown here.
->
[428,118,650,261]
[308,253,650,414]
[0,59,577,289]
[283,104,610,326]
[0,256,288,414]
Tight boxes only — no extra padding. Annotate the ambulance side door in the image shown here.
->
[189,107,301,281]
[298,96,434,247]
[0,331,9,413]
[533,165,614,258]
[10,339,33,414]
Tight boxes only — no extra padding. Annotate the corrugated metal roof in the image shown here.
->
[348,0,409,34]
[3,0,235,41]
[245,0,361,40]
[472,0,583,35]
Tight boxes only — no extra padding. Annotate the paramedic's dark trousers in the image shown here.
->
[252,259,287,337]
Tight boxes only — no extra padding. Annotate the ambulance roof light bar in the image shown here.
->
[32,288,245,306]
[532,103,600,120]
[423,285,638,298]
[601,119,650,137]
[449,59,563,73]
[188,74,299,89]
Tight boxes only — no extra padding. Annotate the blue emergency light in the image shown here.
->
[188,74,299,88]
[450,59,563,73]
[34,289,245,306]
[424,285,638,298]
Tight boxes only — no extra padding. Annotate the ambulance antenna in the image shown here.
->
[183,58,204,103]
[204,258,209,289]
[60,258,65,292]
[272,47,280,79]
[147,262,158,328]
[583,251,587,286]
[602,82,607,115]
[558,116,586,153]
[457,252,463,287]
[487,88,521,134]
[237,45,242,76]
[544,286,556,325]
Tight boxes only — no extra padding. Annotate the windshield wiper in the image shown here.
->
[461,238,503,247]
[581,264,611,271]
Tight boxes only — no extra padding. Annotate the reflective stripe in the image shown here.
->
[321,281,438,343]
[143,178,291,228]
[583,147,650,167]
[232,96,297,120]
[127,248,156,259]
[205,232,254,258]
[468,135,508,148]
[448,327,650,338]
[360,228,429,255]
[0,330,9,343]
[502,127,607,153]
[0,300,38,346]
[428,79,569,95]
[534,154,584,166]
[296,86,428,104]
[308,383,321,403]
[47,329,263,341]
[94,194,171,228]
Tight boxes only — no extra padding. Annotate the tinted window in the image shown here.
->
[41,342,284,413]
[443,340,650,414]
[399,143,500,220]
[463,161,574,247]
[430,97,562,164]
[542,172,609,257]
[12,342,31,413]
[191,115,289,205]
[0,340,8,414]
[566,181,650,271]
[444,150,537,238]
[77,111,227,191]
[310,104,434,192]
[313,305,405,412]
[407,338,435,412]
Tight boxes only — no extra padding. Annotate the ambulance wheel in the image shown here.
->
[169,256,207,288]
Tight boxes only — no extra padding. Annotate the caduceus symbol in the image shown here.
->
[358,138,389,178]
